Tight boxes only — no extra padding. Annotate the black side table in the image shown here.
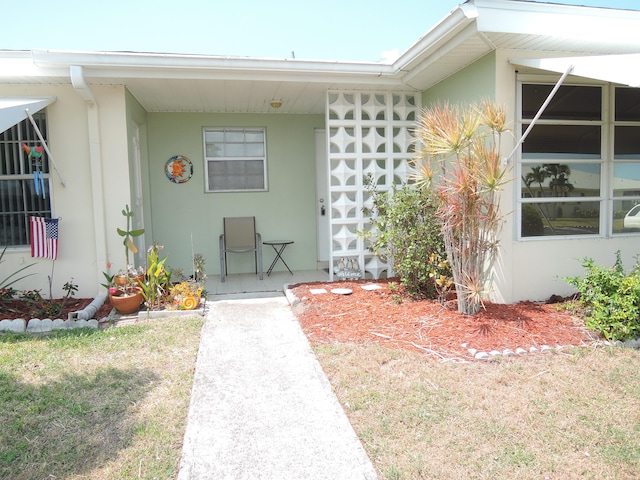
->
[263,240,294,275]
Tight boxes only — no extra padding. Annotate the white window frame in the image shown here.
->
[517,77,640,240]
[516,76,608,240]
[203,127,268,193]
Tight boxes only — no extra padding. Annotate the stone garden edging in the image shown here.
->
[0,296,207,334]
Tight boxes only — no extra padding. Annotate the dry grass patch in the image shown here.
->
[314,343,640,480]
[0,316,203,480]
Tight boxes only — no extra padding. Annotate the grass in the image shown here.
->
[314,343,640,480]
[0,316,203,480]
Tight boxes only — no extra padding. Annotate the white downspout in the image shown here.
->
[70,65,109,291]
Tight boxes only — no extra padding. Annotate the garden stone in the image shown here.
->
[468,348,478,357]
[530,346,540,354]
[503,349,516,357]
[51,319,70,330]
[515,348,528,355]
[27,318,54,332]
[0,318,26,333]
[73,319,99,329]
[489,350,502,357]
[540,345,553,352]
[475,351,491,360]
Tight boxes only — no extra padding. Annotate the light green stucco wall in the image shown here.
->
[422,52,496,107]
[145,112,324,277]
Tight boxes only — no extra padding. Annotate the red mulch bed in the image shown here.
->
[290,279,597,360]
[0,297,114,321]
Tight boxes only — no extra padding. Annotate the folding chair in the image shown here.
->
[219,217,263,282]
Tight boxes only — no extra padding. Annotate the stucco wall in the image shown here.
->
[422,52,496,107]
[145,112,324,277]
[1,85,131,298]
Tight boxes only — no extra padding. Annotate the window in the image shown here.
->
[0,112,51,246]
[518,83,640,238]
[204,128,267,192]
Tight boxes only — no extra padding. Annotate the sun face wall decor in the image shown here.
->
[165,155,193,184]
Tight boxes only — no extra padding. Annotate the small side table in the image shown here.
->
[263,240,294,276]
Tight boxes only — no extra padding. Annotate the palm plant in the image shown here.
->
[413,101,511,315]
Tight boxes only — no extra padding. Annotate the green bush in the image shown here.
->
[362,180,451,300]
[565,251,640,341]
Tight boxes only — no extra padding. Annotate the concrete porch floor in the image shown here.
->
[204,269,330,298]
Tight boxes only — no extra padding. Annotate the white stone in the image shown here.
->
[52,319,70,330]
[0,319,26,333]
[489,350,502,356]
[530,346,539,354]
[503,349,516,357]
[309,288,328,295]
[27,318,54,332]
[475,351,491,360]
[468,348,477,357]
[515,348,528,355]
[540,345,553,352]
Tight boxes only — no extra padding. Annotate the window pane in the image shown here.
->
[522,125,600,158]
[204,130,224,143]
[225,131,244,143]
[613,163,640,197]
[245,143,264,157]
[521,163,600,198]
[614,126,640,159]
[245,160,263,174]
[614,200,640,233]
[522,85,601,120]
[521,201,600,237]
[615,88,640,121]
[225,143,245,157]
[204,128,266,192]
[245,131,264,142]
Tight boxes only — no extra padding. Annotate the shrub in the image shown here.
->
[414,101,511,314]
[362,180,451,300]
[565,251,640,341]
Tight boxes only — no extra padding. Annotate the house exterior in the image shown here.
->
[2,0,640,303]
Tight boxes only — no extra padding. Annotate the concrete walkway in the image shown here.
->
[177,294,378,480]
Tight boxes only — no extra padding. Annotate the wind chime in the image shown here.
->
[22,143,46,198]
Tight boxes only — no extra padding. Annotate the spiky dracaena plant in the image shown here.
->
[413,102,512,315]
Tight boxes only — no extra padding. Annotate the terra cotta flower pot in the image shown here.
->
[109,289,143,315]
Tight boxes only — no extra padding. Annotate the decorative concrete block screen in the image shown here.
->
[326,91,421,281]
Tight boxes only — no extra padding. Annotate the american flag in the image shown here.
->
[30,216,59,260]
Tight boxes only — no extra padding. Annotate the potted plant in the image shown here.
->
[108,205,145,314]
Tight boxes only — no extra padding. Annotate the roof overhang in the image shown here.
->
[0,97,56,133]
[2,1,640,114]
[509,54,640,87]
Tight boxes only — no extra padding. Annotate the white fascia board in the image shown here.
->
[31,49,397,80]
[474,0,640,45]
[392,2,478,71]
[0,52,68,79]
[510,55,640,88]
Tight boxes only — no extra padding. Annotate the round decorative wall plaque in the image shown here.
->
[165,155,193,184]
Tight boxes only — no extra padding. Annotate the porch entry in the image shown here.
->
[324,91,421,281]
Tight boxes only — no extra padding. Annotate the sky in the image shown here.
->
[1,0,639,62]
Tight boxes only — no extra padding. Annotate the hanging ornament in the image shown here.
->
[22,144,46,198]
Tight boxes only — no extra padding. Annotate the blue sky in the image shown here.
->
[1,0,638,62]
